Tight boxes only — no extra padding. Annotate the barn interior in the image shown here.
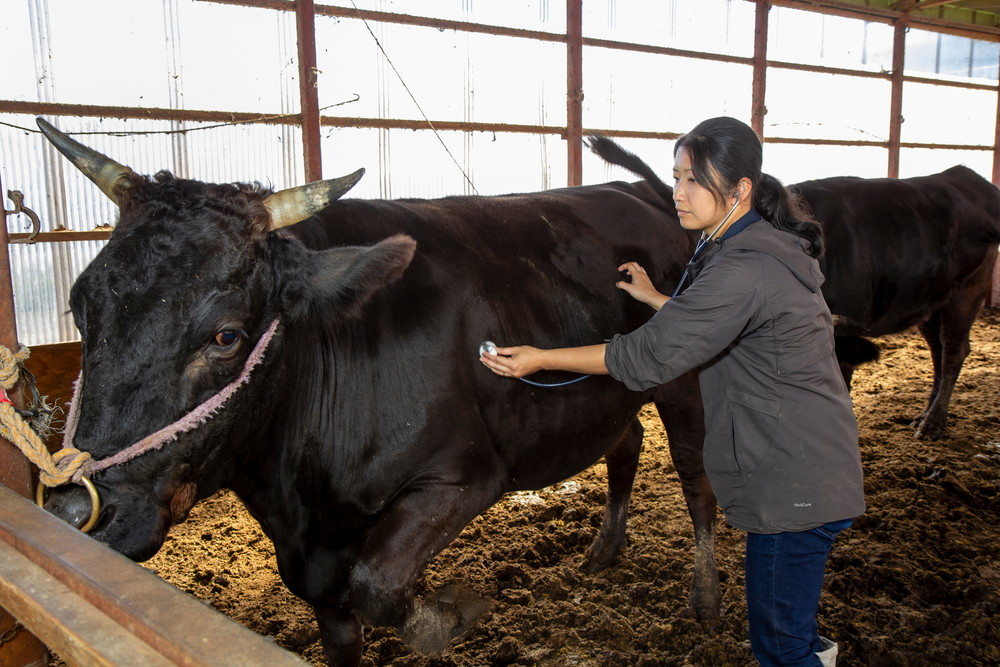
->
[1,1,999,665]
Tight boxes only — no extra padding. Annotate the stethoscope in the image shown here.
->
[482,195,743,388]
[478,341,592,387]
[671,195,742,298]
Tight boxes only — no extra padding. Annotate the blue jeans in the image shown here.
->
[745,519,853,666]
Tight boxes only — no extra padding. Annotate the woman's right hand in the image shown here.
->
[617,262,670,310]
[480,345,546,379]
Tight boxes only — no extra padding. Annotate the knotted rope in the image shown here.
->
[0,344,92,486]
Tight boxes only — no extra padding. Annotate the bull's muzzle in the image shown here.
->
[37,477,101,533]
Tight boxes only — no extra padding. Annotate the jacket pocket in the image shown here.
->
[729,389,780,474]
[776,340,834,375]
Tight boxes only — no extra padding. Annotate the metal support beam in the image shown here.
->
[566,0,583,186]
[0,181,50,667]
[888,19,907,177]
[752,0,770,139]
[295,0,322,182]
[0,485,308,666]
[993,45,1000,186]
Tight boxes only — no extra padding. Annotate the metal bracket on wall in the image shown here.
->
[3,192,41,245]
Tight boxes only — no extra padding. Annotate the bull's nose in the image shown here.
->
[42,484,100,531]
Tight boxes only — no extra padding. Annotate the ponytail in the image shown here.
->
[755,173,824,258]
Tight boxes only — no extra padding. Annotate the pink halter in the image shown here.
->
[61,318,280,483]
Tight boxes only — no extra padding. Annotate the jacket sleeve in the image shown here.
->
[605,253,764,391]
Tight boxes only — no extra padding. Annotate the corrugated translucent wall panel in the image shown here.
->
[903,83,997,149]
[31,0,171,108]
[182,122,304,189]
[906,27,1000,84]
[345,0,565,32]
[10,1,293,112]
[315,19,564,127]
[765,70,891,142]
[321,128,566,199]
[768,7,894,72]
[899,148,993,180]
[584,48,753,134]
[583,0,754,57]
[0,2,36,102]
[764,145,888,183]
[174,1,293,113]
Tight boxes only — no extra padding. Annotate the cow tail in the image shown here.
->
[587,135,674,206]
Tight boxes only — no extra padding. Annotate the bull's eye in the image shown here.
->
[214,329,240,348]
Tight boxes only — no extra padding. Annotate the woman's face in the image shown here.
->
[672,147,732,233]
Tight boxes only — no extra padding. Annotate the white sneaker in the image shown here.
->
[816,636,838,667]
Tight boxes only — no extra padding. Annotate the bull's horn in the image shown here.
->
[264,168,365,230]
[36,117,135,204]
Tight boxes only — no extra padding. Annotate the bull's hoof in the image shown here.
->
[581,544,618,574]
[914,416,946,440]
[402,584,491,656]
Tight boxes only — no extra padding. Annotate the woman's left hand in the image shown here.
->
[617,262,669,310]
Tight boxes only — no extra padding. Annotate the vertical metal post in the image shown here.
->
[566,0,583,186]
[0,188,32,498]
[296,0,323,182]
[0,185,50,667]
[992,47,1000,187]
[751,0,769,139]
[888,18,907,178]
[992,54,1000,306]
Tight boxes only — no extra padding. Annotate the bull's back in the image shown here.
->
[795,167,1000,335]
[290,182,690,489]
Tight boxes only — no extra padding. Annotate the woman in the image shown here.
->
[480,117,865,667]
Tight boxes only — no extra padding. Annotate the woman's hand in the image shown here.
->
[617,262,669,310]
[480,345,546,378]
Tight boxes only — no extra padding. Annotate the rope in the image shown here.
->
[0,344,91,487]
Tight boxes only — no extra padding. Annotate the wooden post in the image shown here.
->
[566,0,583,186]
[0,184,50,667]
[296,0,323,182]
[751,0,769,139]
[888,18,907,178]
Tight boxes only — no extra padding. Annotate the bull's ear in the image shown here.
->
[289,234,417,320]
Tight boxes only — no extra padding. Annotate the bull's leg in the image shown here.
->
[582,416,643,572]
[654,371,720,624]
[347,481,499,657]
[916,304,981,439]
[915,311,945,430]
[313,604,363,667]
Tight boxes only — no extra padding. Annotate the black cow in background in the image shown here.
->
[36,119,724,667]
[793,170,1000,439]
[590,137,1000,440]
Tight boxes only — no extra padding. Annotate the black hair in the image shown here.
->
[674,117,823,258]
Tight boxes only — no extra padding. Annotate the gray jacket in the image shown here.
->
[605,219,865,533]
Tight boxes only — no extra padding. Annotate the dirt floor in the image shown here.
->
[93,309,1000,665]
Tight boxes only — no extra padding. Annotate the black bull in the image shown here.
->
[39,122,999,665]
[38,123,716,666]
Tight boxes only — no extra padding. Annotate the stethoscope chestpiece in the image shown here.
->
[479,341,498,357]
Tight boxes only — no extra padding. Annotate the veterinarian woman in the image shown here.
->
[480,116,865,667]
